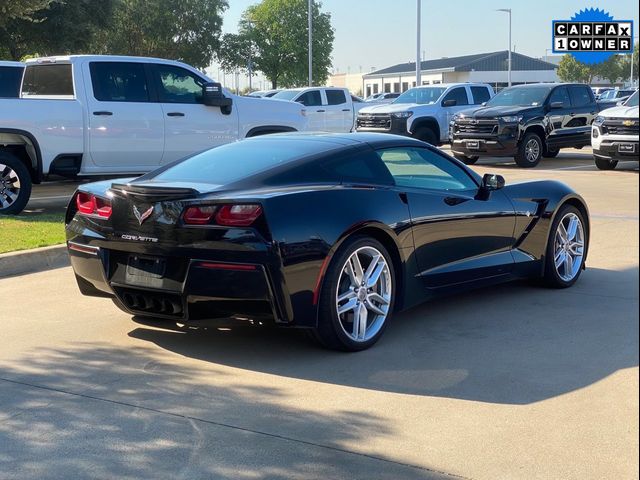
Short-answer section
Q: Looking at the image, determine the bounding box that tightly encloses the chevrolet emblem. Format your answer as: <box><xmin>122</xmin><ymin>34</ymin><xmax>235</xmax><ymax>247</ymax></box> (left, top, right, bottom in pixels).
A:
<box><xmin>623</xmin><ymin>120</ymin><xmax>635</xmax><ymax>126</ymax></box>
<box><xmin>133</xmin><ymin>205</ymin><xmax>154</xmax><ymax>225</ymax></box>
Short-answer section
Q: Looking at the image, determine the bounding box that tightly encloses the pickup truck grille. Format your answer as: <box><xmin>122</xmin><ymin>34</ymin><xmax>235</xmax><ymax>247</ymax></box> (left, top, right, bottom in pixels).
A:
<box><xmin>602</xmin><ymin>118</ymin><xmax>639</xmax><ymax>136</ymax></box>
<box><xmin>357</xmin><ymin>114</ymin><xmax>391</xmax><ymax>130</ymax></box>
<box><xmin>454</xmin><ymin>119</ymin><xmax>499</xmax><ymax>134</ymax></box>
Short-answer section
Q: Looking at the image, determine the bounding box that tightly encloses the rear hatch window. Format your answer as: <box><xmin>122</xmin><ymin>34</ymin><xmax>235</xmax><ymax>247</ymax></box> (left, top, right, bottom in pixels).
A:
<box><xmin>22</xmin><ymin>63</ymin><xmax>74</xmax><ymax>97</ymax></box>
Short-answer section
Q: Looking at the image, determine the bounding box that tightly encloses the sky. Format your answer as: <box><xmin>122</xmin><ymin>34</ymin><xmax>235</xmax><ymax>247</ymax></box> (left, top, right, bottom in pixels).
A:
<box><xmin>210</xmin><ymin>0</ymin><xmax>640</xmax><ymax>89</ymax></box>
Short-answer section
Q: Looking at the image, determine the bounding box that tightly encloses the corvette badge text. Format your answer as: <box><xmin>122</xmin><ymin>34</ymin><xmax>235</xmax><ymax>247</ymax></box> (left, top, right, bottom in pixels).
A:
<box><xmin>553</xmin><ymin>8</ymin><xmax>633</xmax><ymax>64</ymax></box>
<box><xmin>121</xmin><ymin>234</ymin><xmax>159</xmax><ymax>243</ymax></box>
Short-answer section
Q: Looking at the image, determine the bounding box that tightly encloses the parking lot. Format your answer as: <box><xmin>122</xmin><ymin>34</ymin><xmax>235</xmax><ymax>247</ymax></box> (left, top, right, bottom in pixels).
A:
<box><xmin>1</xmin><ymin>147</ymin><xmax>638</xmax><ymax>479</ymax></box>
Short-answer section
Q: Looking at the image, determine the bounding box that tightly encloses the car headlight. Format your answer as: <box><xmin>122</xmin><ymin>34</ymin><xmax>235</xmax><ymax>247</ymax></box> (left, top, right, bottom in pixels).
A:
<box><xmin>500</xmin><ymin>115</ymin><xmax>522</xmax><ymax>123</ymax></box>
<box><xmin>391</xmin><ymin>111</ymin><xmax>413</xmax><ymax>119</ymax></box>
<box><xmin>593</xmin><ymin>116</ymin><xmax>605</xmax><ymax>126</ymax></box>
<box><xmin>451</xmin><ymin>114</ymin><xmax>462</xmax><ymax>122</ymax></box>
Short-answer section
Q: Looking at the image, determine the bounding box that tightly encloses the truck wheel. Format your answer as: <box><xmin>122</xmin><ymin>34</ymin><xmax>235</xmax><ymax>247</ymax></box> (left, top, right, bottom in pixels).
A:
<box><xmin>414</xmin><ymin>127</ymin><xmax>437</xmax><ymax>145</ymax></box>
<box><xmin>453</xmin><ymin>154</ymin><xmax>479</xmax><ymax>165</ymax></box>
<box><xmin>0</xmin><ymin>151</ymin><xmax>32</xmax><ymax>215</ymax></box>
<box><xmin>595</xmin><ymin>157</ymin><xmax>618</xmax><ymax>170</ymax></box>
<box><xmin>543</xmin><ymin>147</ymin><xmax>560</xmax><ymax>158</ymax></box>
<box><xmin>515</xmin><ymin>133</ymin><xmax>543</xmax><ymax>168</ymax></box>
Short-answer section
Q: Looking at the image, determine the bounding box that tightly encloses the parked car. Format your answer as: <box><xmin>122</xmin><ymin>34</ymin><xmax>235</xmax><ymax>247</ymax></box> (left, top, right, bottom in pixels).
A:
<box><xmin>597</xmin><ymin>88</ymin><xmax>636</xmax><ymax>107</ymax></box>
<box><xmin>592</xmin><ymin>90</ymin><xmax>639</xmax><ymax>170</ymax></box>
<box><xmin>247</xmin><ymin>89</ymin><xmax>281</xmax><ymax>98</ymax></box>
<box><xmin>356</xmin><ymin>83</ymin><xmax>494</xmax><ymax>150</ymax></box>
<box><xmin>591</xmin><ymin>86</ymin><xmax>613</xmax><ymax>100</ymax></box>
<box><xmin>450</xmin><ymin>83</ymin><xmax>599</xmax><ymax>167</ymax></box>
<box><xmin>65</xmin><ymin>132</ymin><xmax>590</xmax><ymax>351</ymax></box>
<box><xmin>365</xmin><ymin>92</ymin><xmax>400</xmax><ymax>103</ymax></box>
<box><xmin>0</xmin><ymin>61</ymin><xmax>24</xmax><ymax>98</ymax></box>
<box><xmin>271</xmin><ymin>87</ymin><xmax>367</xmax><ymax>133</ymax></box>
<box><xmin>0</xmin><ymin>55</ymin><xmax>307</xmax><ymax>214</ymax></box>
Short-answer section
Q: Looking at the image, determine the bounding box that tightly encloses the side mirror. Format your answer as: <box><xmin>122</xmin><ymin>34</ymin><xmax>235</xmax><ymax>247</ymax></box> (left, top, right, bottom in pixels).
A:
<box><xmin>442</xmin><ymin>99</ymin><xmax>457</xmax><ymax>107</ymax></box>
<box><xmin>481</xmin><ymin>102</ymin><xmax>487</xmax><ymax>106</ymax></box>
<box><xmin>482</xmin><ymin>173</ymin><xmax>505</xmax><ymax>191</ymax></box>
<box><xmin>203</xmin><ymin>82</ymin><xmax>232</xmax><ymax>113</ymax></box>
<box><xmin>549</xmin><ymin>101</ymin><xmax>564</xmax><ymax>109</ymax></box>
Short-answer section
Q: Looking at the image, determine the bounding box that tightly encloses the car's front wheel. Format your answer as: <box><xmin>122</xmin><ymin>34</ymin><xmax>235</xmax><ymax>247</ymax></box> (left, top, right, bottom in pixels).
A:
<box><xmin>0</xmin><ymin>151</ymin><xmax>32</xmax><ymax>215</ymax></box>
<box><xmin>543</xmin><ymin>205</ymin><xmax>587</xmax><ymax>288</ymax></box>
<box><xmin>312</xmin><ymin>236</ymin><xmax>395</xmax><ymax>351</ymax></box>
<box><xmin>595</xmin><ymin>157</ymin><xmax>618</xmax><ymax>170</ymax></box>
<box><xmin>453</xmin><ymin>154</ymin><xmax>479</xmax><ymax>165</ymax></box>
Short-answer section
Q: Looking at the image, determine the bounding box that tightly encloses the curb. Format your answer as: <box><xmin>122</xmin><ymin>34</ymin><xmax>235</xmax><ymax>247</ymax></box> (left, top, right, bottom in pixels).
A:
<box><xmin>0</xmin><ymin>244</ymin><xmax>70</xmax><ymax>279</ymax></box>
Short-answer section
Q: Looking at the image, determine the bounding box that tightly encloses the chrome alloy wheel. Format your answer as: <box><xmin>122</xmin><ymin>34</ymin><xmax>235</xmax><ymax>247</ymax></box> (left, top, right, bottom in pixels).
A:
<box><xmin>0</xmin><ymin>163</ymin><xmax>21</xmax><ymax>210</ymax></box>
<box><xmin>335</xmin><ymin>246</ymin><xmax>392</xmax><ymax>342</ymax></box>
<box><xmin>525</xmin><ymin>138</ymin><xmax>540</xmax><ymax>163</ymax></box>
<box><xmin>554</xmin><ymin>212</ymin><xmax>585</xmax><ymax>282</ymax></box>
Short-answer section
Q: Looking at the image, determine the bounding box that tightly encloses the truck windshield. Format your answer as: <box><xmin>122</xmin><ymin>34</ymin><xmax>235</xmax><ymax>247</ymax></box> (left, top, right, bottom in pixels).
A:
<box><xmin>625</xmin><ymin>91</ymin><xmax>639</xmax><ymax>107</ymax></box>
<box><xmin>486</xmin><ymin>86</ymin><xmax>552</xmax><ymax>107</ymax></box>
<box><xmin>393</xmin><ymin>87</ymin><xmax>446</xmax><ymax>105</ymax></box>
<box><xmin>272</xmin><ymin>90</ymin><xmax>301</xmax><ymax>101</ymax></box>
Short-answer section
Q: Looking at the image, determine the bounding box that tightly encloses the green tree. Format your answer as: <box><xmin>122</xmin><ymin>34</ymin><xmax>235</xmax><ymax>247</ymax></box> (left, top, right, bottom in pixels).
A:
<box><xmin>620</xmin><ymin>42</ymin><xmax>639</xmax><ymax>85</ymax></box>
<box><xmin>219</xmin><ymin>0</ymin><xmax>334</xmax><ymax>88</ymax></box>
<box><xmin>557</xmin><ymin>55</ymin><xmax>593</xmax><ymax>83</ymax></box>
<box><xmin>93</xmin><ymin>0</ymin><xmax>228</xmax><ymax>69</ymax></box>
<box><xmin>592</xmin><ymin>55</ymin><xmax>626</xmax><ymax>84</ymax></box>
<box><xmin>0</xmin><ymin>0</ymin><xmax>114</xmax><ymax>60</ymax></box>
<box><xmin>0</xmin><ymin>0</ymin><xmax>51</xmax><ymax>28</ymax></box>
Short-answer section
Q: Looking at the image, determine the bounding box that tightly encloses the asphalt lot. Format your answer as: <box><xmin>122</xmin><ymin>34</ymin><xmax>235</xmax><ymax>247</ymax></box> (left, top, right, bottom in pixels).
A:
<box><xmin>1</xmin><ymin>147</ymin><xmax>638</xmax><ymax>479</ymax></box>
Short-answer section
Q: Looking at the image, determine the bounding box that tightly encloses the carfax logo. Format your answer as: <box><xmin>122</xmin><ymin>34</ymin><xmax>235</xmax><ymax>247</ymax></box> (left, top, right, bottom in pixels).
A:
<box><xmin>552</xmin><ymin>8</ymin><xmax>633</xmax><ymax>64</ymax></box>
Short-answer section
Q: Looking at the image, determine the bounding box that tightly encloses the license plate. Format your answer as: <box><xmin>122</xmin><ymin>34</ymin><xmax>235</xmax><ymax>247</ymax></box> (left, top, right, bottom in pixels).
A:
<box><xmin>618</xmin><ymin>143</ymin><xmax>636</xmax><ymax>153</ymax></box>
<box><xmin>466</xmin><ymin>140</ymin><xmax>480</xmax><ymax>149</ymax></box>
<box><xmin>125</xmin><ymin>256</ymin><xmax>166</xmax><ymax>287</ymax></box>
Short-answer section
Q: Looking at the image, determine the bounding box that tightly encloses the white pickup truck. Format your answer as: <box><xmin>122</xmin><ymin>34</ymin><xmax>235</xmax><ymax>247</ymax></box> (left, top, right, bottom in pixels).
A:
<box><xmin>355</xmin><ymin>83</ymin><xmax>494</xmax><ymax>148</ymax></box>
<box><xmin>592</xmin><ymin>90</ymin><xmax>639</xmax><ymax>170</ymax></box>
<box><xmin>271</xmin><ymin>87</ymin><xmax>367</xmax><ymax>132</ymax></box>
<box><xmin>0</xmin><ymin>55</ymin><xmax>308</xmax><ymax>214</ymax></box>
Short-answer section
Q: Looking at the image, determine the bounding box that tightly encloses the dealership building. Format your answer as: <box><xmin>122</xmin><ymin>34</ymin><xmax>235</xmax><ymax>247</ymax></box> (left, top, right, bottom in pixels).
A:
<box><xmin>357</xmin><ymin>50</ymin><xmax>558</xmax><ymax>98</ymax></box>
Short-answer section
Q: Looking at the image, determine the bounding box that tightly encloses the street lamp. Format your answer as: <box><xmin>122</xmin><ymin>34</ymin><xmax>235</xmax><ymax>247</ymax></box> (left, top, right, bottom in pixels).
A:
<box><xmin>630</xmin><ymin>36</ymin><xmax>638</xmax><ymax>87</ymax></box>
<box><xmin>496</xmin><ymin>8</ymin><xmax>512</xmax><ymax>87</ymax></box>
<box><xmin>416</xmin><ymin>0</ymin><xmax>421</xmax><ymax>86</ymax></box>
<box><xmin>308</xmin><ymin>0</ymin><xmax>313</xmax><ymax>86</ymax></box>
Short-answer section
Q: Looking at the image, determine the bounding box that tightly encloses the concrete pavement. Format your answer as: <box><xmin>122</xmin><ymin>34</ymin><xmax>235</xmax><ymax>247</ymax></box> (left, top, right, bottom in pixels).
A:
<box><xmin>0</xmin><ymin>152</ymin><xmax>637</xmax><ymax>479</ymax></box>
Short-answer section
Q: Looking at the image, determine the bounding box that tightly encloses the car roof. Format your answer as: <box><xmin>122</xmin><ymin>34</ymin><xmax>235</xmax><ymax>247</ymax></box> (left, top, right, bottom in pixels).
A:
<box><xmin>0</xmin><ymin>61</ymin><xmax>24</xmax><ymax>67</ymax></box>
<box><xmin>250</xmin><ymin>131</ymin><xmax>426</xmax><ymax>149</ymax></box>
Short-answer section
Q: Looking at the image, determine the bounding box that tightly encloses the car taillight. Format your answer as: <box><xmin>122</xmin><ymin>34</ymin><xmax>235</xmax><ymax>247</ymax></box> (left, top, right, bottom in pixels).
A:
<box><xmin>75</xmin><ymin>192</ymin><xmax>112</xmax><ymax>219</ymax></box>
<box><xmin>215</xmin><ymin>204</ymin><xmax>262</xmax><ymax>226</ymax></box>
<box><xmin>182</xmin><ymin>206</ymin><xmax>216</xmax><ymax>225</ymax></box>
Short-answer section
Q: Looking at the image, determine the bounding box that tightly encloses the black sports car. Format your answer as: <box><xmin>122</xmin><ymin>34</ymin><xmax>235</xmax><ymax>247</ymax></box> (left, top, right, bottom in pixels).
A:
<box><xmin>65</xmin><ymin>133</ymin><xmax>590</xmax><ymax>351</ymax></box>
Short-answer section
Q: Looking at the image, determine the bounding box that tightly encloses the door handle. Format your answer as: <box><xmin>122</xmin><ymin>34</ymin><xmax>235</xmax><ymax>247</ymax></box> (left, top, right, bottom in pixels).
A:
<box><xmin>316</xmin><ymin>109</ymin><xmax>325</xmax><ymax>112</ymax></box>
<box><xmin>93</xmin><ymin>111</ymin><xmax>112</xmax><ymax>116</ymax></box>
<box><xmin>167</xmin><ymin>112</ymin><xmax>185</xmax><ymax>117</ymax></box>
<box><xmin>569</xmin><ymin>112</ymin><xmax>576</xmax><ymax>117</ymax></box>
<box><xmin>444</xmin><ymin>196</ymin><xmax>469</xmax><ymax>206</ymax></box>
<box><xmin>342</xmin><ymin>109</ymin><xmax>350</xmax><ymax>112</ymax></box>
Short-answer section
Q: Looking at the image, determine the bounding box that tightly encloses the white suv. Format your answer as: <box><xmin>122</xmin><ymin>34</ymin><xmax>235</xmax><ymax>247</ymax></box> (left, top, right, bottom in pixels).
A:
<box><xmin>592</xmin><ymin>90</ymin><xmax>639</xmax><ymax>170</ymax></box>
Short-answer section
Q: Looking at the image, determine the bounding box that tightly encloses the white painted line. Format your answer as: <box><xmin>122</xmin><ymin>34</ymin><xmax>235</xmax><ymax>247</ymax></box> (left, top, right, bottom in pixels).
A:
<box><xmin>30</xmin><ymin>195</ymin><xmax>73</xmax><ymax>201</ymax></box>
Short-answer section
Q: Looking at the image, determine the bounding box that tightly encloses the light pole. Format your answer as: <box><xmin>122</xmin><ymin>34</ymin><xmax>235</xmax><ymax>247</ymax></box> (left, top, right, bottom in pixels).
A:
<box><xmin>308</xmin><ymin>0</ymin><xmax>313</xmax><ymax>86</ymax></box>
<box><xmin>416</xmin><ymin>0</ymin><xmax>421</xmax><ymax>86</ymax></box>
<box><xmin>497</xmin><ymin>8</ymin><xmax>512</xmax><ymax>87</ymax></box>
<box><xmin>544</xmin><ymin>48</ymin><xmax>552</xmax><ymax>62</ymax></box>
<box><xmin>630</xmin><ymin>36</ymin><xmax>638</xmax><ymax>87</ymax></box>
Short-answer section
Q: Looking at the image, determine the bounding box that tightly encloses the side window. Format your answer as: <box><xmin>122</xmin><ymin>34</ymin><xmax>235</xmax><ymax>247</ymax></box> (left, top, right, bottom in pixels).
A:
<box><xmin>470</xmin><ymin>86</ymin><xmax>491</xmax><ymax>105</ymax></box>
<box><xmin>90</xmin><ymin>62</ymin><xmax>149</xmax><ymax>102</ymax></box>
<box><xmin>22</xmin><ymin>64</ymin><xmax>74</xmax><ymax>97</ymax></box>
<box><xmin>376</xmin><ymin>147</ymin><xmax>477</xmax><ymax>191</ymax></box>
<box><xmin>442</xmin><ymin>87</ymin><xmax>469</xmax><ymax>106</ymax></box>
<box><xmin>549</xmin><ymin>87</ymin><xmax>571</xmax><ymax>107</ymax></box>
<box><xmin>321</xmin><ymin>151</ymin><xmax>394</xmax><ymax>185</ymax></box>
<box><xmin>569</xmin><ymin>86</ymin><xmax>592</xmax><ymax>107</ymax></box>
<box><xmin>326</xmin><ymin>89</ymin><xmax>347</xmax><ymax>105</ymax></box>
<box><xmin>296</xmin><ymin>90</ymin><xmax>322</xmax><ymax>106</ymax></box>
<box><xmin>156</xmin><ymin>65</ymin><xmax>205</xmax><ymax>104</ymax></box>
<box><xmin>0</xmin><ymin>66</ymin><xmax>23</xmax><ymax>98</ymax></box>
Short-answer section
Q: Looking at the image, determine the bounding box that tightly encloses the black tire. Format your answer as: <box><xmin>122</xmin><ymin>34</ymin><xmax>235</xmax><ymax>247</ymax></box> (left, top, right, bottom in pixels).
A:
<box><xmin>514</xmin><ymin>132</ymin><xmax>543</xmax><ymax>168</ymax></box>
<box><xmin>311</xmin><ymin>236</ymin><xmax>396</xmax><ymax>351</ymax></box>
<box><xmin>414</xmin><ymin>126</ymin><xmax>437</xmax><ymax>145</ymax></box>
<box><xmin>595</xmin><ymin>157</ymin><xmax>618</xmax><ymax>170</ymax></box>
<box><xmin>542</xmin><ymin>204</ymin><xmax>588</xmax><ymax>289</ymax></box>
<box><xmin>0</xmin><ymin>151</ymin><xmax>32</xmax><ymax>215</ymax></box>
<box><xmin>543</xmin><ymin>146</ymin><xmax>560</xmax><ymax>158</ymax></box>
<box><xmin>453</xmin><ymin>154</ymin><xmax>479</xmax><ymax>165</ymax></box>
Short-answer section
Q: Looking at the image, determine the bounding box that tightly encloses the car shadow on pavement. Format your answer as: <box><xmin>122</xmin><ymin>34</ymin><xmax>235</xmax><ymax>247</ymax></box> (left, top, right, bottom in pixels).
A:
<box><xmin>127</xmin><ymin>266</ymin><xmax>638</xmax><ymax>406</ymax></box>
<box><xmin>0</xmin><ymin>345</ymin><xmax>454</xmax><ymax>480</ymax></box>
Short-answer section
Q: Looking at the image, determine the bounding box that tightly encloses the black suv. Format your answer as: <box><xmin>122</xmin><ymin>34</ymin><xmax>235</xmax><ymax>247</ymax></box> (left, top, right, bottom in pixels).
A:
<box><xmin>450</xmin><ymin>83</ymin><xmax>598</xmax><ymax>167</ymax></box>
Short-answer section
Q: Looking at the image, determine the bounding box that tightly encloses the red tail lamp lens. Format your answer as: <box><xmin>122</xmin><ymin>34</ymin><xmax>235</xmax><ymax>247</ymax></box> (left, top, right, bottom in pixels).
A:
<box><xmin>215</xmin><ymin>204</ymin><xmax>262</xmax><ymax>226</ymax></box>
<box><xmin>76</xmin><ymin>192</ymin><xmax>112</xmax><ymax>219</ymax></box>
<box><xmin>183</xmin><ymin>206</ymin><xmax>216</xmax><ymax>225</ymax></box>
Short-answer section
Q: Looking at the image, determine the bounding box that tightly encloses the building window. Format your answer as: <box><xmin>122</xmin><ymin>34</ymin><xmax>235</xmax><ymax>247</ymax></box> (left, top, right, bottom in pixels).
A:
<box><xmin>412</xmin><ymin>81</ymin><xmax>416</xmax><ymax>87</ymax></box>
<box><xmin>432</xmin><ymin>80</ymin><xmax>441</xmax><ymax>84</ymax></box>
<box><xmin>373</xmin><ymin>84</ymin><xmax>379</xmax><ymax>94</ymax></box>
<box><xmin>384</xmin><ymin>83</ymin><xmax>391</xmax><ymax>93</ymax></box>
<box><xmin>402</xmin><ymin>82</ymin><xmax>409</xmax><ymax>92</ymax></box>
<box><xmin>422</xmin><ymin>80</ymin><xmax>430</xmax><ymax>85</ymax></box>
<box><xmin>393</xmin><ymin>82</ymin><xmax>400</xmax><ymax>92</ymax></box>
<box><xmin>366</xmin><ymin>85</ymin><xmax>372</xmax><ymax>97</ymax></box>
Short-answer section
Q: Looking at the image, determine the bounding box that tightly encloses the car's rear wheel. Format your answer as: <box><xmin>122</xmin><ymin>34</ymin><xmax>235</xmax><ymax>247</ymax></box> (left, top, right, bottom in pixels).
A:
<box><xmin>312</xmin><ymin>236</ymin><xmax>395</xmax><ymax>351</ymax></box>
<box><xmin>453</xmin><ymin>154</ymin><xmax>479</xmax><ymax>165</ymax></box>
<box><xmin>515</xmin><ymin>133</ymin><xmax>543</xmax><ymax>168</ymax></box>
<box><xmin>0</xmin><ymin>151</ymin><xmax>32</xmax><ymax>215</ymax></box>
<box><xmin>543</xmin><ymin>205</ymin><xmax>587</xmax><ymax>288</ymax></box>
<box><xmin>595</xmin><ymin>157</ymin><xmax>618</xmax><ymax>170</ymax></box>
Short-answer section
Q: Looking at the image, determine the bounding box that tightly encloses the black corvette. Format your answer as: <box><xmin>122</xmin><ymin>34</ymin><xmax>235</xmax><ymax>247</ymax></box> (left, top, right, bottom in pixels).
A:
<box><xmin>65</xmin><ymin>133</ymin><xmax>589</xmax><ymax>351</ymax></box>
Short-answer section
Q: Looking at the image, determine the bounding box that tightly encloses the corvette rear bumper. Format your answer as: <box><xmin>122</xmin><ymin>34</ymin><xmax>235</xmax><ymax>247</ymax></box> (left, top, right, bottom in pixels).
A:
<box><xmin>68</xmin><ymin>241</ymin><xmax>286</xmax><ymax>324</ymax></box>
